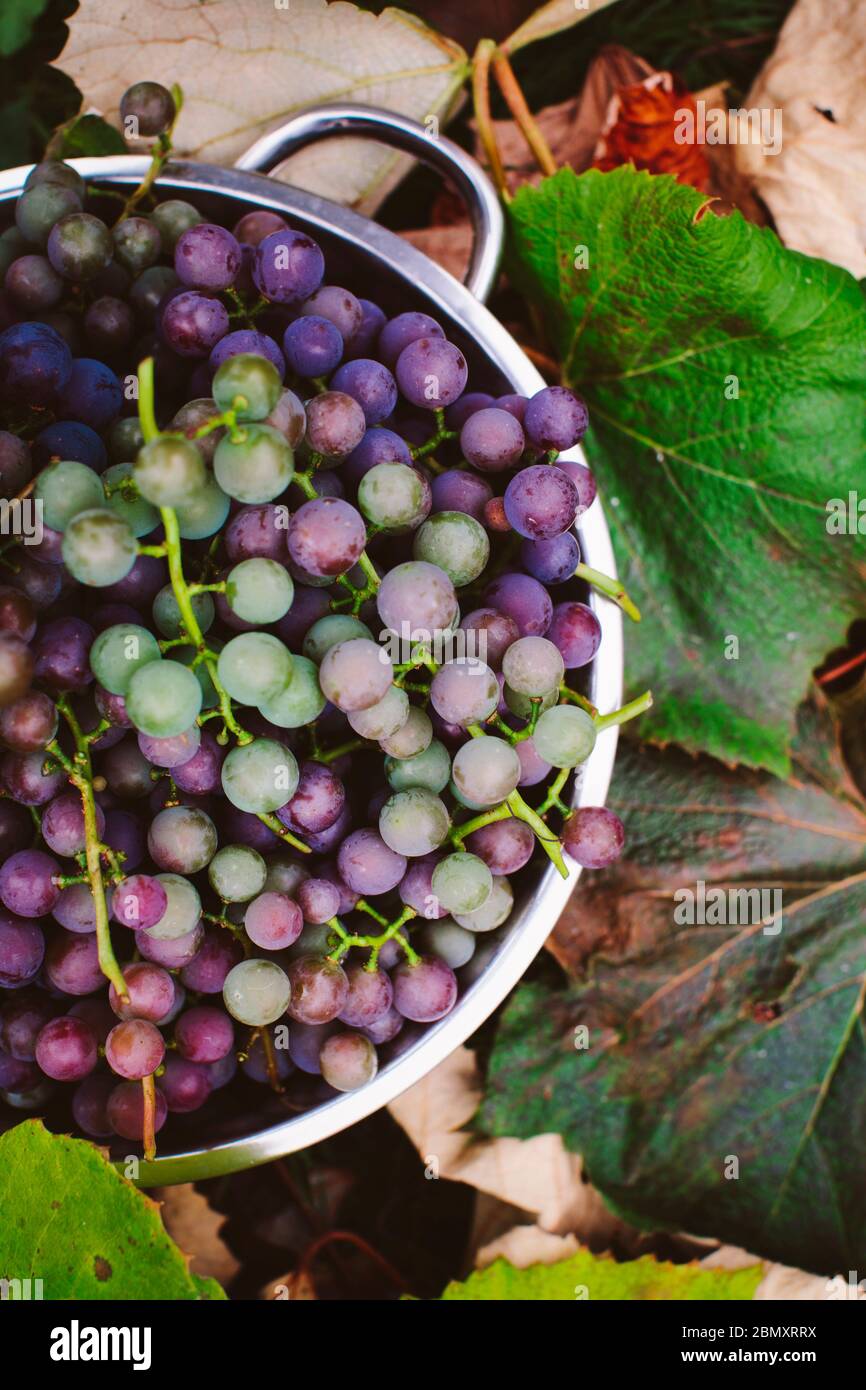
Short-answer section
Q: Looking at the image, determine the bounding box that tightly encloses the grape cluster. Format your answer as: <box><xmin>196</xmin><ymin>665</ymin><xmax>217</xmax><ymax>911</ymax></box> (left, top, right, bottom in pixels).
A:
<box><xmin>0</xmin><ymin>83</ymin><xmax>639</xmax><ymax>1157</ymax></box>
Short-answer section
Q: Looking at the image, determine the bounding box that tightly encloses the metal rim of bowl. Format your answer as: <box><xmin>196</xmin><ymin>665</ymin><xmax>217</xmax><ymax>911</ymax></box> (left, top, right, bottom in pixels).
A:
<box><xmin>0</xmin><ymin>117</ymin><xmax>623</xmax><ymax>1184</ymax></box>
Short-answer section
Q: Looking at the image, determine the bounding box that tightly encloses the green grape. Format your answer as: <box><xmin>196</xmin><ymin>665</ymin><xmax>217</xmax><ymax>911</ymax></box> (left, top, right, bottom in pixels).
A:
<box><xmin>208</xmin><ymin>844</ymin><xmax>267</xmax><ymax>902</ymax></box>
<box><xmin>217</xmin><ymin>633</ymin><xmax>293</xmax><ymax>704</ymax></box>
<box><xmin>126</xmin><ymin>659</ymin><xmax>202</xmax><ymax>737</ymax></box>
<box><xmin>33</xmin><ymin>460</ymin><xmax>104</xmax><ymax>531</ymax></box>
<box><xmin>148</xmin><ymin>873</ymin><xmax>201</xmax><ymax>940</ymax></box>
<box><xmin>378</xmin><ymin>789</ymin><xmax>450</xmax><ymax>857</ymax></box>
<box><xmin>502</xmin><ymin>636</ymin><xmax>564</xmax><ymax>697</ymax></box>
<box><xmin>533</xmin><ymin>705</ymin><xmax>596</xmax><ymax>768</ymax></box>
<box><xmin>108</xmin><ymin>417</ymin><xmax>144</xmax><ymax>464</ymax></box>
<box><xmin>451</xmin><ymin>735</ymin><xmax>521</xmax><ymax>806</ymax></box>
<box><xmin>103</xmin><ymin>462</ymin><xmax>160</xmax><ymax>537</ymax></box>
<box><xmin>358</xmin><ymin>462</ymin><xmax>429</xmax><ymax>530</ymax></box>
<box><xmin>174</xmin><ymin>476</ymin><xmax>231</xmax><ymax>539</ymax></box>
<box><xmin>226</xmin><ymin>558</ymin><xmax>293</xmax><ymax>623</ymax></box>
<box><xmin>90</xmin><ymin>623</ymin><xmax>161</xmax><ymax>695</ymax></box>
<box><xmin>213</xmin><ymin>423</ymin><xmax>293</xmax><ymax>504</ymax></box>
<box><xmin>431</xmin><ymin>852</ymin><xmax>492</xmax><ymax>914</ymax></box>
<box><xmin>503</xmin><ymin>684</ymin><xmax>558</xmax><ymax>720</ymax></box>
<box><xmin>16</xmin><ymin>184</ymin><xmax>82</xmax><ymax>248</ymax></box>
<box><xmin>171</xmin><ymin>644</ymin><xmax>221</xmax><ymax>710</ymax></box>
<box><xmin>347</xmin><ymin>685</ymin><xmax>409</xmax><ymax>740</ymax></box>
<box><xmin>258</xmin><ymin>655</ymin><xmax>325</xmax><ymax>728</ymax></box>
<box><xmin>378</xmin><ymin>705</ymin><xmax>432</xmax><ymax>758</ymax></box>
<box><xmin>417</xmin><ymin>919</ymin><xmax>476</xmax><ymax>969</ymax></box>
<box><xmin>221</xmin><ymin>738</ymin><xmax>299</xmax><ymax>814</ymax></box>
<box><xmin>385</xmin><ymin>738</ymin><xmax>451</xmax><ymax>794</ymax></box>
<box><xmin>212</xmin><ymin>353</ymin><xmax>282</xmax><ymax>421</ymax></box>
<box><xmin>152</xmin><ymin>583</ymin><xmax>214</xmax><ymax>638</ymax></box>
<box><xmin>134</xmin><ymin>436</ymin><xmax>206</xmax><ymax>508</ymax></box>
<box><xmin>61</xmin><ymin>509</ymin><xmax>137</xmax><ymax>587</ymax></box>
<box><xmin>453</xmin><ymin>875</ymin><xmax>513</xmax><ymax>932</ymax></box>
<box><xmin>302</xmin><ymin>614</ymin><xmax>371</xmax><ymax>665</ymax></box>
<box><xmin>149</xmin><ymin>199</ymin><xmax>203</xmax><ymax>251</ymax></box>
<box><xmin>47</xmin><ymin>212</ymin><xmax>112</xmax><ymax>280</ymax></box>
<box><xmin>223</xmin><ymin>958</ymin><xmax>291</xmax><ymax>1026</ymax></box>
<box><xmin>413</xmin><ymin>511</ymin><xmax>489</xmax><ymax>587</ymax></box>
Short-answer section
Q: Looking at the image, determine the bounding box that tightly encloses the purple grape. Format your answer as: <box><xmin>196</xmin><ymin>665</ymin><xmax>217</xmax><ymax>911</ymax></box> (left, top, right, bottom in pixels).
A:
<box><xmin>210</xmin><ymin>327</ymin><xmax>285</xmax><ymax>377</ymax></box>
<box><xmin>138</xmin><ymin>727</ymin><xmax>200</xmax><ymax>769</ymax></box>
<box><xmin>174</xmin><ymin>223</ymin><xmax>241</xmax><ymax>290</ymax></box>
<box><xmin>0</xmin><ymin>916</ymin><xmax>44</xmax><ymax>986</ymax></box>
<box><xmin>0</xmin><ymin>1048</ymin><xmax>40</xmax><ymax>1090</ymax></box>
<box><xmin>180</xmin><ymin>927</ymin><xmax>243</xmax><ymax>994</ymax></box>
<box><xmin>158</xmin><ymin>1054</ymin><xmax>212</xmax><ymax>1113</ymax></box>
<box><xmin>67</xmin><ymin>997</ymin><xmax>115</xmax><ymax>1044</ymax></box>
<box><xmin>297</xmin><ymin>877</ymin><xmax>340</xmax><ymax>924</ymax></box>
<box><xmin>135</xmin><ymin>922</ymin><xmax>202</xmax><ymax>968</ymax></box>
<box><xmin>0</xmin><ymin>849</ymin><xmax>60</xmax><ymax>918</ymax></box>
<box><xmin>56</xmin><ymin>358</ymin><xmax>122</xmax><ymax>431</ymax></box>
<box><xmin>287</xmin><ymin>498</ymin><xmax>366</xmax><ymax>578</ymax></box>
<box><xmin>330</xmin><ymin>358</ymin><xmax>397</xmax><ymax>425</ymax></box>
<box><xmin>33</xmin><ymin>419</ymin><xmax>107</xmax><ymax>473</ymax></box>
<box><xmin>172</xmin><ymin>732</ymin><xmax>224</xmax><ymax>795</ymax></box>
<box><xmin>218</xmin><ymin>803</ymin><xmax>282</xmax><ymax>853</ymax></box>
<box><xmin>241</xmin><ymin>1034</ymin><xmax>293</xmax><ymax>1085</ymax></box>
<box><xmin>398</xmin><ymin>854</ymin><xmax>448</xmax><ymax>919</ymax></box>
<box><xmin>277</xmin><ymin>760</ymin><xmax>345</xmax><ymax>835</ymax></box>
<box><xmin>444</xmin><ymin>391</ymin><xmax>495</xmax><ymax>430</ymax></box>
<box><xmin>286</xmin><ymin>955</ymin><xmax>349</xmax><ymax>1024</ymax></box>
<box><xmin>0</xmin><ymin>749</ymin><xmax>64</xmax><ymax>805</ymax></box>
<box><xmin>378</xmin><ymin>311</ymin><xmax>444</xmax><ymax>368</ymax></box>
<box><xmin>495</xmin><ymin>393</ymin><xmax>529</xmax><ymax>422</ymax></box>
<box><xmin>562</xmin><ymin>806</ymin><xmax>625</xmax><ymax>868</ymax></box>
<box><xmin>430</xmin><ymin>469</ymin><xmax>492</xmax><ymax>522</ymax></box>
<box><xmin>45</xmin><ymin>931</ymin><xmax>104</xmax><ymax>995</ymax></box>
<box><xmin>524</xmin><ymin>386</ymin><xmax>588</xmax><ymax>451</ymax></box>
<box><xmin>458</xmin><ymin>608</ymin><xmax>519</xmax><ymax>671</ymax></box>
<box><xmin>504</xmin><ymin>464</ymin><xmax>578</xmax><ymax>540</ymax></box>
<box><xmin>363</xmin><ymin>1005</ymin><xmax>405</xmax><ymax>1045</ymax></box>
<box><xmin>337</xmin><ymin>828</ymin><xmax>406</xmax><ymax>897</ymax></box>
<box><xmin>33</xmin><ymin>617</ymin><xmax>94</xmax><ymax>692</ymax></box>
<box><xmin>516</xmin><ymin>735</ymin><xmax>552</xmax><ymax>787</ymax></box>
<box><xmin>0</xmin><ymin>322</ymin><xmax>72</xmax><ymax>406</ymax></box>
<box><xmin>102</xmin><ymin>552</ymin><xmax>166</xmax><ymax>607</ymax></box>
<box><xmin>206</xmin><ymin>1050</ymin><xmax>238</xmax><ymax>1089</ymax></box>
<box><xmin>520</xmin><ymin>532</ymin><xmax>580</xmax><ymax>585</ymax></box>
<box><xmin>0</xmin><ymin>587</ymin><xmax>37</xmax><ymax>642</ymax></box>
<box><xmin>225</xmin><ymin>503</ymin><xmax>288</xmax><ymax>561</ymax></box>
<box><xmin>547</xmin><ymin>600</ymin><xmax>602</xmax><ymax>668</ymax></box>
<box><xmin>9</xmin><ymin>556</ymin><xmax>64</xmax><ymax>611</ymax></box>
<box><xmin>304</xmin><ymin>391</ymin><xmax>366</xmax><ymax>458</ymax></box>
<box><xmin>287</xmin><ymin>1020</ymin><xmax>337</xmax><ymax>1074</ymax></box>
<box><xmin>275</xmin><ymin>585</ymin><xmax>330</xmax><ymax>647</ymax></box>
<box><xmin>302</xmin><ymin>803</ymin><xmax>354</xmax><ymax>855</ymax></box>
<box><xmin>338</xmin><ymin>963</ymin><xmax>393</xmax><ymax>1028</ymax></box>
<box><xmin>5</xmin><ymin>254</ymin><xmax>64</xmax><ymax>310</ymax></box>
<box><xmin>175</xmin><ymin>1005</ymin><xmax>234</xmax><ymax>1063</ymax></box>
<box><xmin>52</xmin><ymin>884</ymin><xmax>97</xmax><ymax>933</ymax></box>
<box><xmin>35</xmin><ymin>1015</ymin><xmax>98</xmax><ymax>1081</ymax></box>
<box><xmin>244</xmin><ymin>892</ymin><xmax>303</xmax><ymax>950</ymax></box>
<box><xmin>108</xmin><ymin>963</ymin><xmax>174</xmax><ymax>1023</ymax></box>
<box><xmin>556</xmin><ymin>458</ymin><xmax>597</xmax><ymax>514</ymax></box>
<box><xmin>0</xmin><ymin>690</ymin><xmax>58</xmax><ymax>752</ymax></box>
<box><xmin>253</xmin><ymin>228</ymin><xmax>325</xmax><ymax>304</ymax></box>
<box><xmin>99</xmin><ymin>738</ymin><xmax>155</xmax><ymax>799</ymax></box>
<box><xmin>72</xmin><ymin>1073</ymin><xmax>115</xmax><ymax>1136</ymax></box>
<box><xmin>345</xmin><ymin>298</ymin><xmax>386</xmax><ymax>359</ymax></box>
<box><xmin>483</xmin><ymin>572</ymin><xmax>552</xmax><ymax>637</ymax></box>
<box><xmin>102</xmin><ymin>808</ymin><xmax>145</xmax><ymax>871</ymax></box>
<box><xmin>317</xmin><ymin>860</ymin><xmax>358</xmax><ymax>914</ymax></box>
<box><xmin>84</xmin><ymin>295</ymin><xmax>135</xmax><ymax>355</ymax></box>
<box><xmin>0</xmin><ymin>993</ymin><xmax>56</xmax><ymax>1059</ymax></box>
<box><xmin>319</xmin><ymin>1031</ymin><xmax>377</xmax><ymax>1091</ymax></box>
<box><xmin>392</xmin><ymin>955</ymin><xmax>457</xmax><ymax>1022</ymax></box>
<box><xmin>460</xmin><ymin>407</ymin><xmax>525</xmax><ymax>472</ymax></box>
<box><xmin>343</xmin><ymin>427</ymin><xmax>412</xmax><ymax>486</ymax></box>
<box><xmin>107</xmin><ymin>1080</ymin><xmax>168</xmax><ymax>1139</ymax></box>
<box><xmin>161</xmin><ymin>290</ymin><xmax>229</xmax><ymax>357</ymax></box>
<box><xmin>395</xmin><ymin>338</ymin><xmax>468</xmax><ymax>410</ymax></box>
<box><xmin>105</xmin><ymin>1018</ymin><xmax>165</xmax><ymax>1079</ymax></box>
<box><xmin>232</xmin><ymin>209</ymin><xmax>288</xmax><ymax>246</ymax></box>
<box><xmin>41</xmin><ymin>792</ymin><xmax>103</xmax><ymax>857</ymax></box>
<box><xmin>112</xmin><ymin>874</ymin><xmax>168</xmax><ymax>930</ymax></box>
<box><xmin>467</xmin><ymin>817</ymin><xmax>534</xmax><ymax>875</ymax></box>
<box><xmin>283</xmin><ymin>315</ymin><xmax>343</xmax><ymax>377</ymax></box>
<box><xmin>0</xmin><ymin>801</ymin><xmax>32</xmax><ymax>862</ymax></box>
<box><xmin>377</xmin><ymin>560</ymin><xmax>457</xmax><ymax>635</ymax></box>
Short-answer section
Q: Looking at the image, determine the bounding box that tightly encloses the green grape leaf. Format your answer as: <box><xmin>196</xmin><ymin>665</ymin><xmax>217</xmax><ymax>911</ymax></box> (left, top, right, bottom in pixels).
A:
<box><xmin>438</xmin><ymin>1249</ymin><xmax>763</xmax><ymax>1300</ymax></box>
<box><xmin>0</xmin><ymin>0</ymin><xmax>49</xmax><ymax>57</ymax></box>
<box><xmin>506</xmin><ymin>165</ymin><xmax>866</xmax><ymax>774</ymax></box>
<box><xmin>480</xmin><ymin>701</ymin><xmax>866</xmax><ymax>1273</ymax></box>
<box><xmin>50</xmin><ymin>112</ymin><xmax>126</xmax><ymax>157</ymax></box>
<box><xmin>0</xmin><ymin>1121</ymin><xmax>226</xmax><ymax>1300</ymax></box>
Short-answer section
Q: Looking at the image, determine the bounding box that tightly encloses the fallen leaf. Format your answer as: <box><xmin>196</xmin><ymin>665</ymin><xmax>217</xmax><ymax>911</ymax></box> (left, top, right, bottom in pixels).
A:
<box><xmin>157</xmin><ymin>1183</ymin><xmax>240</xmax><ymax>1288</ymax></box>
<box><xmin>734</xmin><ymin>0</ymin><xmax>866</xmax><ymax>279</ymax></box>
<box><xmin>503</xmin><ymin>0</ymin><xmax>621</xmax><ymax>56</ymax></box>
<box><xmin>53</xmin><ymin>0</ymin><xmax>469</xmax><ymax>215</ymax></box>
<box><xmin>436</xmin><ymin>1246</ymin><xmax>764</xmax><ymax>1300</ymax></box>
<box><xmin>592</xmin><ymin>71</ymin><xmax>710</xmax><ymax>190</ymax></box>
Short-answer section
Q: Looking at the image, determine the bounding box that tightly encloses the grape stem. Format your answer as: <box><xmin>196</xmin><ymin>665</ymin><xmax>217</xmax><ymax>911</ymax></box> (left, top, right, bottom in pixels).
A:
<box><xmin>574</xmin><ymin>562</ymin><xmax>641</xmax><ymax>622</ymax></box>
<box><xmin>326</xmin><ymin>905</ymin><xmax>418</xmax><ymax>968</ymax></box>
<box><xmin>313</xmin><ymin>737</ymin><xmax>364</xmax><ymax>766</ymax></box>
<box><xmin>50</xmin><ymin>700</ymin><xmax>128</xmax><ymax>999</ymax></box>
<box><xmin>535</xmin><ymin>767</ymin><xmax>571</xmax><ymax>817</ymax></box>
<box><xmin>119</xmin><ymin>84</ymin><xmax>183</xmax><ymax>220</ymax></box>
<box><xmin>141</xmin><ymin>1073</ymin><xmax>157</xmax><ymax>1161</ymax></box>
<box><xmin>464</xmin><ymin>722</ymin><xmax>568</xmax><ymax>877</ymax></box>
<box><xmin>256</xmin><ymin>811</ymin><xmax>312</xmax><ymax>856</ymax></box>
<box><xmin>410</xmin><ymin>409</ymin><xmax>457</xmax><ymax>461</ymax></box>
<box><xmin>559</xmin><ymin>685</ymin><xmax>598</xmax><ymax>718</ymax></box>
<box><xmin>595</xmin><ymin>689</ymin><xmax>653</xmax><ymax>732</ymax></box>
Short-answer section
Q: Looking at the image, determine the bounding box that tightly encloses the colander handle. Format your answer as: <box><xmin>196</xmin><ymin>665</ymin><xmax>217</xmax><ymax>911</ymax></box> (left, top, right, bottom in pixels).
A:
<box><xmin>234</xmin><ymin>103</ymin><xmax>504</xmax><ymax>305</ymax></box>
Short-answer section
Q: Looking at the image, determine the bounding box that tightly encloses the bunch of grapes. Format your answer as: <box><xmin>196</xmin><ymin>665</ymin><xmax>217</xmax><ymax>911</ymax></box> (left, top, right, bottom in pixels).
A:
<box><xmin>0</xmin><ymin>83</ymin><xmax>646</xmax><ymax>1158</ymax></box>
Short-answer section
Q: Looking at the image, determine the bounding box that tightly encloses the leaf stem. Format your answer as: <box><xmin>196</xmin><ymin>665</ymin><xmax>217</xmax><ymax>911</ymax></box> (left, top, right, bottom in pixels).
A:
<box><xmin>471</xmin><ymin>39</ymin><xmax>510</xmax><ymax>198</ymax></box>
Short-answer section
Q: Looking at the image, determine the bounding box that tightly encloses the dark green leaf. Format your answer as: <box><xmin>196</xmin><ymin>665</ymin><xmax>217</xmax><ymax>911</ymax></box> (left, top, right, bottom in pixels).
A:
<box><xmin>52</xmin><ymin>111</ymin><xmax>125</xmax><ymax>157</ymax></box>
<box><xmin>0</xmin><ymin>0</ymin><xmax>50</xmax><ymax>57</ymax></box>
<box><xmin>507</xmin><ymin>166</ymin><xmax>866</xmax><ymax>774</ymax></box>
<box><xmin>481</xmin><ymin>701</ymin><xmax>866</xmax><ymax>1272</ymax></box>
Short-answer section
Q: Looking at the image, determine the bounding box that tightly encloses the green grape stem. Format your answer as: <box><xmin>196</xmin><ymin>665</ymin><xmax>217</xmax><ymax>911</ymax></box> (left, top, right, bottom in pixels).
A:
<box><xmin>574</xmin><ymin>562</ymin><xmax>641</xmax><ymax>622</ymax></box>
<box><xmin>326</xmin><ymin>905</ymin><xmax>418</xmax><ymax>968</ymax></box>
<box><xmin>119</xmin><ymin>84</ymin><xmax>184</xmax><ymax>221</ymax></box>
<box><xmin>411</xmin><ymin>408</ymin><xmax>457</xmax><ymax>461</ymax></box>
<box><xmin>51</xmin><ymin>700</ymin><xmax>128</xmax><ymax>999</ymax></box>
<box><xmin>595</xmin><ymin>689</ymin><xmax>653</xmax><ymax>732</ymax></box>
<box><xmin>256</xmin><ymin>811</ymin><xmax>312</xmax><ymax>857</ymax></box>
